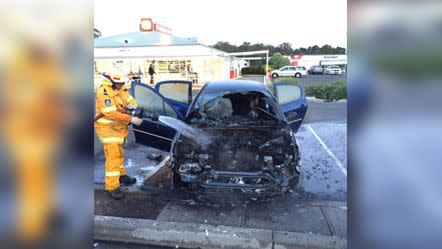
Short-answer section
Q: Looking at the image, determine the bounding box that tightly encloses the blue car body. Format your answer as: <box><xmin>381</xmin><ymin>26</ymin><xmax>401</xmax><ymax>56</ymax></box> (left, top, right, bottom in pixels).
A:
<box><xmin>130</xmin><ymin>80</ymin><xmax>308</xmax><ymax>151</ymax></box>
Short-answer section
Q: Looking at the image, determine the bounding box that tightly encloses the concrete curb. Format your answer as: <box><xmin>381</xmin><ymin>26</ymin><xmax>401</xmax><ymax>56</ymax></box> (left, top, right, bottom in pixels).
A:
<box><xmin>306</xmin><ymin>96</ymin><xmax>325</xmax><ymax>103</ymax></box>
<box><xmin>95</xmin><ymin>215</ymin><xmax>346</xmax><ymax>249</ymax></box>
<box><xmin>306</xmin><ymin>97</ymin><xmax>347</xmax><ymax>103</ymax></box>
<box><xmin>241</xmin><ymin>74</ymin><xmax>266</xmax><ymax>77</ymax></box>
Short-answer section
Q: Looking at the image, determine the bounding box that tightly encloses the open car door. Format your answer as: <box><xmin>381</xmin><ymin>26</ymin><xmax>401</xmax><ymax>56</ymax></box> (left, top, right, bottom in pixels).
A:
<box><xmin>130</xmin><ymin>81</ymin><xmax>185</xmax><ymax>151</ymax></box>
<box><xmin>274</xmin><ymin>83</ymin><xmax>308</xmax><ymax>132</ymax></box>
<box><xmin>154</xmin><ymin>80</ymin><xmax>192</xmax><ymax>117</ymax></box>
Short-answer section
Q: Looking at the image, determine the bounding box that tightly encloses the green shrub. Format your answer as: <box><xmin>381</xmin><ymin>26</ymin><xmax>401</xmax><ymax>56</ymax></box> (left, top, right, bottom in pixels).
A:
<box><xmin>261</xmin><ymin>65</ymin><xmax>273</xmax><ymax>75</ymax></box>
<box><xmin>304</xmin><ymin>80</ymin><xmax>347</xmax><ymax>101</ymax></box>
<box><xmin>241</xmin><ymin>65</ymin><xmax>274</xmax><ymax>75</ymax></box>
<box><xmin>241</xmin><ymin>66</ymin><xmax>264</xmax><ymax>75</ymax></box>
<box><xmin>241</xmin><ymin>67</ymin><xmax>249</xmax><ymax>74</ymax></box>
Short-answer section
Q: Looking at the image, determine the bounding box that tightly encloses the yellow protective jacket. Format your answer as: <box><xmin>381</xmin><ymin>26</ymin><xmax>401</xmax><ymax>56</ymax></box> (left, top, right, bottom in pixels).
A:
<box><xmin>94</xmin><ymin>79</ymin><xmax>137</xmax><ymax>144</ymax></box>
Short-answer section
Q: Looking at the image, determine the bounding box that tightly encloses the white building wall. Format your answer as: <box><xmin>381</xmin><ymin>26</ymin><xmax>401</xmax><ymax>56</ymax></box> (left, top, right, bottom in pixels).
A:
<box><xmin>285</xmin><ymin>55</ymin><xmax>347</xmax><ymax>69</ymax></box>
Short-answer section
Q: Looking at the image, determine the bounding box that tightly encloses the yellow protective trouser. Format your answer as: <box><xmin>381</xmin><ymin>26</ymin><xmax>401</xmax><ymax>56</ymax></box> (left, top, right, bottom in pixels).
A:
<box><xmin>16</xmin><ymin>155</ymin><xmax>52</xmax><ymax>241</ymax></box>
<box><xmin>103</xmin><ymin>143</ymin><xmax>127</xmax><ymax>191</ymax></box>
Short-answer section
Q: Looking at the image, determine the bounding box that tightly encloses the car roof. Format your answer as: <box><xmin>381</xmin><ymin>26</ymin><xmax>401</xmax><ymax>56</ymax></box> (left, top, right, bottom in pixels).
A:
<box><xmin>203</xmin><ymin>80</ymin><xmax>271</xmax><ymax>94</ymax></box>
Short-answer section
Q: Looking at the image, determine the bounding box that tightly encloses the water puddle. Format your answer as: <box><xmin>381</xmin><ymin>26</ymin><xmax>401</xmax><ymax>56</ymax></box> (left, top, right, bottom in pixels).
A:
<box><xmin>140</xmin><ymin>166</ymin><xmax>157</xmax><ymax>171</ymax></box>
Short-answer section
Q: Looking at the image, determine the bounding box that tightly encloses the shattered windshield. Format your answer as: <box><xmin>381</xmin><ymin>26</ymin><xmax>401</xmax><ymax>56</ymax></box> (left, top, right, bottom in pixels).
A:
<box><xmin>187</xmin><ymin>91</ymin><xmax>282</xmax><ymax>126</ymax></box>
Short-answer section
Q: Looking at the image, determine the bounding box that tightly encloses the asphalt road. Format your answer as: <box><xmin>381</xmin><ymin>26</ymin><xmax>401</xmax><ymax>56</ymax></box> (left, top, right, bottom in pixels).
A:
<box><xmin>304</xmin><ymin>101</ymin><xmax>347</xmax><ymax>124</ymax></box>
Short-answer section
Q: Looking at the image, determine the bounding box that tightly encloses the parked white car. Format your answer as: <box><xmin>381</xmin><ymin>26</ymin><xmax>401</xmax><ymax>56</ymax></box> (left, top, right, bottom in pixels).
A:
<box><xmin>324</xmin><ymin>65</ymin><xmax>343</xmax><ymax>75</ymax></box>
<box><xmin>271</xmin><ymin>66</ymin><xmax>308</xmax><ymax>78</ymax></box>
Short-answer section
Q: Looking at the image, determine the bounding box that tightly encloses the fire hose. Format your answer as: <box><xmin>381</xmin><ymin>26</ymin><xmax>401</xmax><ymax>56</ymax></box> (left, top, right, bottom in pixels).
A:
<box><xmin>94</xmin><ymin>106</ymin><xmax>159</xmax><ymax>123</ymax></box>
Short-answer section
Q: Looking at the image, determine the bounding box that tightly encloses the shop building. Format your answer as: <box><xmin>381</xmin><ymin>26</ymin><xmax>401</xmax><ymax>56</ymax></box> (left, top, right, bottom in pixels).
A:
<box><xmin>94</xmin><ymin>18</ymin><xmax>242</xmax><ymax>87</ymax></box>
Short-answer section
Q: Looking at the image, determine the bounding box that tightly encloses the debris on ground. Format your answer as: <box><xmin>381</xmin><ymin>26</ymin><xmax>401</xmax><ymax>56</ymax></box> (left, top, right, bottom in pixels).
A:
<box><xmin>146</xmin><ymin>152</ymin><xmax>163</xmax><ymax>161</ymax></box>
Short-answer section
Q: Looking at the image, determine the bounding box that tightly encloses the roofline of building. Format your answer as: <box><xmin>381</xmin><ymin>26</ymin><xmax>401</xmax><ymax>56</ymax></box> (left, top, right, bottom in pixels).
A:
<box><xmin>94</xmin><ymin>54</ymin><xmax>232</xmax><ymax>59</ymax></box>
<box><xmin>95</xmin><ymin>43</ymin><xmax>234</xmax><ymax>59</ymax></box>
<box><xmin>94</xmin><ymin>43</ymin><xmax>201</xmax><ymax>49</ymax></box>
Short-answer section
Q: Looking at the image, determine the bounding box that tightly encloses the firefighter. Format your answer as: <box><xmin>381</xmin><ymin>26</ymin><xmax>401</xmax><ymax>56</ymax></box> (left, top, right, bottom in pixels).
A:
<box><xmin>4</xmin><ymin>40</ymin><xmax>66</xmax><ymax>241</ymax></box>
<box><xmin>94</xmin><ymin>65</ymin><xmax>143</xmax><ymax>200</ymax></box>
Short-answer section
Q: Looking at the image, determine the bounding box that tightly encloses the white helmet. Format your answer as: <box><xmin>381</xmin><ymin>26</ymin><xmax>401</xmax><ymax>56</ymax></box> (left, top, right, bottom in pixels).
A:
<box><xmin>106</xmin><ymin>65</ymin><xmax>128</xmax><ymax>84</ymax></box>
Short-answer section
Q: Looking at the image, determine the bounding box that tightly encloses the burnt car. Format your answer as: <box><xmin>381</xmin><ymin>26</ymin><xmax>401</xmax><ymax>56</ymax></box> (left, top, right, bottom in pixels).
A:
<box><xmin>130</xmin><ymin>80</ymin><xmax>308</xmax><ymax>199</ymax></box>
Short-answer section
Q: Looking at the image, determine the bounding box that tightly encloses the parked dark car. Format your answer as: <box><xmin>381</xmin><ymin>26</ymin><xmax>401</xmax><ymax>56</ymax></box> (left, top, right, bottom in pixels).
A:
<box><xmin>130</xmin><ymin>80</ymin><xmax>308</xmax><ymax>200</ymax></box>
<box><xmin>308</xmin><ymin>65</ymin><xmax>324</xmax><ymax>74</ymax></box>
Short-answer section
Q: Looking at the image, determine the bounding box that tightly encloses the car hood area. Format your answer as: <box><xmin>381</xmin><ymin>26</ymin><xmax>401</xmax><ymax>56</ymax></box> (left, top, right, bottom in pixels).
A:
<box><xmin>170</xmin><ymin>122</ymin><xmax>300</xmax><ymax>198</ymax></box>
<box><xmin>169</xmin><ymin>90</ymin><xmax>300</xmax><ymax>198</ymax></box>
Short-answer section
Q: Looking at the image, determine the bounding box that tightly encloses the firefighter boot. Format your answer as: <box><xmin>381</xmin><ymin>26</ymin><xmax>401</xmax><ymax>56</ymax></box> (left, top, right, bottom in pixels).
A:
<box><xmin>119</xmin><ymin>175</ymin><xmax>137</xmax><ymax>186</ymax></box>
<box><xmin>109</xmin><ymin>187</ymin><xmax>125</xmax><ymax>200</ymax></box>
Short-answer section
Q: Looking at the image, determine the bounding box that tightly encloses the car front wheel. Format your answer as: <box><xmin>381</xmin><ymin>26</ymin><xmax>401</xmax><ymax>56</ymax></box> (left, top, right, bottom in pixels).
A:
<box><xmin>272</xmin><ymin>73</ymin><xmax>279</xmax><ymax>78</ymax></box>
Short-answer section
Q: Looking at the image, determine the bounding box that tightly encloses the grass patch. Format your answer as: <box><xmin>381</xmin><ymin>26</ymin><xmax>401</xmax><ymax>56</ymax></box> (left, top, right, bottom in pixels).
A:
<box><xmin>273</xmin><ymin>77</ymin><xmax>298</xmax><ymax>84</ymax></box>
<box><xmin>273</xmin><ymin>78</ymin><xmax>347</xmax><ymax>101</ymax></box>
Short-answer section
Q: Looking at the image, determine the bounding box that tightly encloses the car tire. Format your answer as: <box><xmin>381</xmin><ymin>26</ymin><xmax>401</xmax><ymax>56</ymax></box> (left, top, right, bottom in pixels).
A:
<box><xmin>272</xmin><ymin>73</ymin><xmax>278</xmax><ymax>78</ymax></box>
<box><xmin>294</xmin><ymin>73</ymin><xmax>301</xmax><ymax>78</ymax></box>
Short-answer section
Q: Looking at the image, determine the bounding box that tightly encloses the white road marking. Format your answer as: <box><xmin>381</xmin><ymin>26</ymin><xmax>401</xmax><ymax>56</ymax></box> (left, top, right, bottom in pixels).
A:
<box><xmin>306</xmin><ymin>124</ymin><xmax>347</xmax><ymax>177</ymax></box>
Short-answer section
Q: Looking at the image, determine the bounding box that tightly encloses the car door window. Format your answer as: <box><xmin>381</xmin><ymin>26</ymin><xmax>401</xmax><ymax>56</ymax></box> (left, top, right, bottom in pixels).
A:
<box><xmin>276</xmin><ymin>84</ymin><xmax>302</xmax><ymax>105</ymax></box>
<box><xmin>158</xmin><ymin>82</ymin><xmax>190</xmax><ymax>104</ymax></box>
<box><xmin>134</xmin><ymin>84</ymin><xmax>177</xmax><ymax>118</ymax></box>
<box><xmin>280</xmin><ymin>67</ymin><xmax>289</xmax><ymax>71</ymax></box>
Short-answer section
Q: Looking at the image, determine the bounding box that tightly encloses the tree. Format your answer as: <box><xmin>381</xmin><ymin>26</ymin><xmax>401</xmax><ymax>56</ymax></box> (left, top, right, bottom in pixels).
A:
<box><xmin>212</xmin><ymin>41</ymin><xmax>346</xmax><ymax>55</ymax></box>
<box><xmin>294</xmin><ymin>47</ymin><xmax>307</xmax><ymax>54</ymax></box>
<box><xmin>320</xmin><ymin>44</ymin><xmax>333</xmax><ymax>54</ymax></box>
<box><xmin>311</xmin><ymin>45</ymin><xmax>321</xmax><ymax>54</ymax></box>
<box><xmin>335</xmin><ymin>46</ymin><xmax>346</xmax><ymax>54</ymax></box>
<box><xmin>276</xmin><ymin>42</ymin><xmax>294</xmax><ymax>55</ymax></box>
<box><xmin>212</xmin><ymin>41</ymin><xmax>238</xmax><ymax>52</ymax></box>
<box><xmin>238</xmin><ymin>42</ymin><xmax>251</xmax><ymax>51</ymax></box>
<box><xmin>269</xmin><ymin>52</ymin><xmax>291</xmax><ymax>69</ymax></box>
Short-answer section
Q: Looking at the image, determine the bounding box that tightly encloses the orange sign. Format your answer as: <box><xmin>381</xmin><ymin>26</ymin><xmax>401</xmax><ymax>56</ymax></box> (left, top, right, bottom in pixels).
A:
<box><xmin>140</xmin><ymin>18</ymin><xmax>172</xmax><ymax>34</ymax></box>
<box><xmin>140</xmin><ymin>18</ymin><xmax>153</xmax><ymax>31</ymax></box>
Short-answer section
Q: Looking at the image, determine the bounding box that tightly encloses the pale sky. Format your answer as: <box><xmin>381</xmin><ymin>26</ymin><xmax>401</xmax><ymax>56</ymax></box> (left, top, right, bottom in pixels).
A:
<box><xmin>94</xmin><ymin>0</ymin><xmax>346</xmax><ymax>48</ymax></box>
